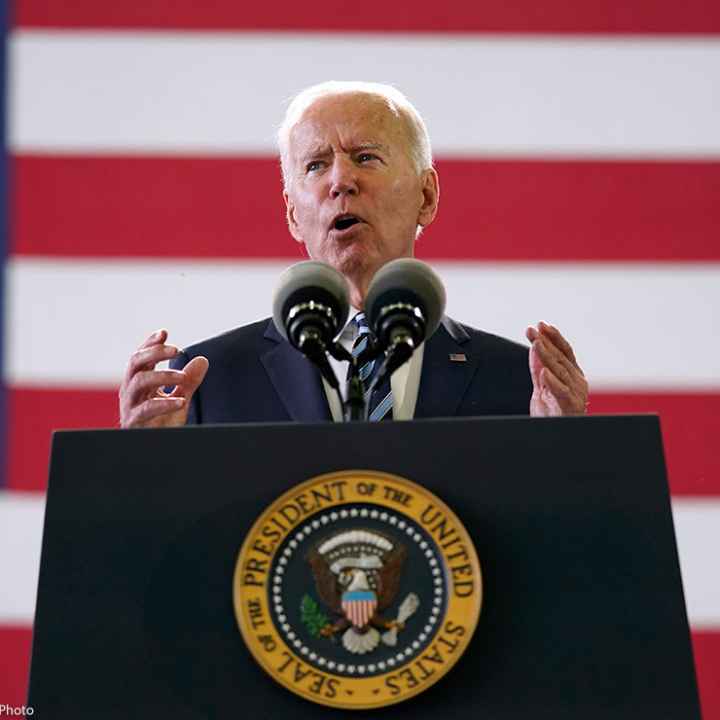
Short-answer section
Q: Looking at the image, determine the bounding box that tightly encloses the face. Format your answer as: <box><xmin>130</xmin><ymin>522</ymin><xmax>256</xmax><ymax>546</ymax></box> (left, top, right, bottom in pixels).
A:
<box><xmin>283</xmin><ymin>93</ymin><xmax>439</xmax><ymax>302</ymax></box>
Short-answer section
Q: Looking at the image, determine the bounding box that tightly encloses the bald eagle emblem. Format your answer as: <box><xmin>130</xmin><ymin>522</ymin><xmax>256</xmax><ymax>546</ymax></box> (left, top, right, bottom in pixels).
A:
<box><xmin>304</xmin><ymin>530</ymin><xmax>419</xmax><ymax>655</ymax></box>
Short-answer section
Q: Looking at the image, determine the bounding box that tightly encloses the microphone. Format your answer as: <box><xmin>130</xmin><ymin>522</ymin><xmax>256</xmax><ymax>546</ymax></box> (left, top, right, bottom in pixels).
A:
<box><xmin>272</xmin><ymin>261</ymin><xmax>350</xmax><ymax>389</ymax></box>
<box><xmin>365</xmin><ymin>258</ymin><xmax>446</xmax><ymax>387</ymax></box>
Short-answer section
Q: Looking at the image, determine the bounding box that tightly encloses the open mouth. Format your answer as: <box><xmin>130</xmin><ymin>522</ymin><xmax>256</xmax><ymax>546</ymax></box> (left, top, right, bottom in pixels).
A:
<box><xmin>332</xmin><ymin>214</ymin><xmax>363</xmax><ymax>232</ymax></box>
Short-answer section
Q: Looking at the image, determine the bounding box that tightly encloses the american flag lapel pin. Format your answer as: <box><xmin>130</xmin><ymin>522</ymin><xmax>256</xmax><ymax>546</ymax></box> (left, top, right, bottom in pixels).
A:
<box><xmin>449</xmin><ymin>353</ymin><xmax>467</xmax><ymax>362</ymax></box>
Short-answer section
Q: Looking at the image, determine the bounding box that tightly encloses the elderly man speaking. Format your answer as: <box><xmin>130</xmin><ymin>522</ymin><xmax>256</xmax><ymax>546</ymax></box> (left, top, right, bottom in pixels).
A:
<box><xmin>119</xmin><ymin>81</ymin><xmax>589</xmax><ymax>428</ymax></box>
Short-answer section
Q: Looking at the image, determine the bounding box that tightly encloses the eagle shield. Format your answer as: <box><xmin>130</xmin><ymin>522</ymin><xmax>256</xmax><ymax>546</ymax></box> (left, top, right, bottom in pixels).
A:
<box><xmin>305</xmin><ymin>529</ymin><xmax>415</xmax><ymax>654</ymax></box>
<box><xmin>341</xmin><ymin>590</ymin><xmax>377</xmax><ymax>628</ymax></box>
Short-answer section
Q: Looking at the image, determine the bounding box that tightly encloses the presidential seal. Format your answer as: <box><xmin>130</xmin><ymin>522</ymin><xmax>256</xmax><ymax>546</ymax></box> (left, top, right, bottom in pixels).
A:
<box><xmin>233</xmin><ymin>470</ymin><xmax>482</xmax><ymax>709</ymax></box>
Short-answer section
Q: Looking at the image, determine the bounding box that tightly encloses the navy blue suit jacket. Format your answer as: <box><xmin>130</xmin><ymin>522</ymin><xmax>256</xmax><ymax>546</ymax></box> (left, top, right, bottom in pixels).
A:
<box><xmin>170</xmin><ymin>316</ymin><xmax>532</xmax><ymax>424</ymax></box>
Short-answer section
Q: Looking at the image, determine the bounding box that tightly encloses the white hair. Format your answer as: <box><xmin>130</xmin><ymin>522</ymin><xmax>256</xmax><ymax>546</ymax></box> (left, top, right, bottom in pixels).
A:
<box><xmin>277</xmin><ymin>80</ymin><xmax>433</xmax><ymax>188</ymax></box>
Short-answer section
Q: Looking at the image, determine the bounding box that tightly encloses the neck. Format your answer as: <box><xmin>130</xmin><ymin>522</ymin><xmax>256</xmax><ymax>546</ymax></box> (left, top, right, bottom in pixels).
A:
<box><xmin>338</xmin><ymin>249</ymin><xmax>416</xmax><ymax>309</ymax></box>
<box><xmin>343</xmin><ymin>269</ymin><xmax>373</xmax><ymax>310</ymax></box>
<box><xmin>347</xmin><ymin>284</ymin><xmax>367</xmax><ymax>311</ymax></box>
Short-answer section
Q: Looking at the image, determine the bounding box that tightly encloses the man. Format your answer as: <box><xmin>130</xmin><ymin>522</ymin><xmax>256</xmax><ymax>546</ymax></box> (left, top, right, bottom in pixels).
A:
<box><xmin>119</xmin><ymin>81</ymin><xmax>588</xmax><ymax>428</ymax></box>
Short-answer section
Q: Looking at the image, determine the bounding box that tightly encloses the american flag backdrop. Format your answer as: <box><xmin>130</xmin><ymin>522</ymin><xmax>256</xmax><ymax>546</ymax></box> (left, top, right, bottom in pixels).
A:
<box><xmin>1</xmin><ymin>1</ymin><xmax>719</xmax><ymax>714</ymax></box>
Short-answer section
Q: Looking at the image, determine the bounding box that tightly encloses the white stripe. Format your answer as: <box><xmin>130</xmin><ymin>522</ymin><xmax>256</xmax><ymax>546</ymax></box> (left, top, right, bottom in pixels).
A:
<box><xmin>359</xmin><ymin>362</ymin><xmax>375</xmax><ymax>382</ymax></box>
<box><xmin>4</xmin><ymin>258</ymin><xmax>719</xmax><ymax>387</ymax></box>
<box><xmin>0</xmin><ymin>492</ymin><xmax>45</xmax><ymax>622</ymax></box>
<box><xmin>369</xmin><ymin>390</ymin><xmax>393</xmax><ymax>422</ymax></box>
<box><xmin>438</xmin><ymin>261</ymin><xmax>720</xmax><ymax>390</ymax></box>
<box><xmin>1</xmin><ymin>492</ymin><xmax>717</xmax><ymax>625</ymax></box>
<box><xmin>353</xmin><ymin>336</ymin><xmax>369</xmax><ymax>358</ymax></box>
<box><xmin>9</xmin><ymin>31</ymin><xmax>720</xmax><ymax>156</ymax></box>
<box><xmin>673</xmin><ymin>499</ymin><xmax>720</xmax><ymax>628</ymax></box>
<box><xmin>3</xmin><ymin>258</ymin><xmax>283</xmax><ymax>386</ymax></box>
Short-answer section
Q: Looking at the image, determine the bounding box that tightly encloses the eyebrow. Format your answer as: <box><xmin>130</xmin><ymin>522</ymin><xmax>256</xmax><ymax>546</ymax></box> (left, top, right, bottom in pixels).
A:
<box><xmin>353</xmin><ymin>143</ymin><xmax>389</xmax><ymax>154</ymax></box>
<box><xmin>300</xmin><ymin>145</ymin><xmax>332</xmax><ymax>162</ymax></box>
<box><xmin>300</xmin><ymin>142</ymin><xmax>390</xmax><ymax>162</ymax></box>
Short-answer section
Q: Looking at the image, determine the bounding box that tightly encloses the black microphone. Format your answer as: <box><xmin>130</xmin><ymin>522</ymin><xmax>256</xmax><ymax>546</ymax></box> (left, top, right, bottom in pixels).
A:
<box><xmin>272</xmin><ymin>261</ymin><xmax>350</xmax><ymax>389</ymax></box>
<box><xmin>365</xmin><ymin>258</ymin><xmax>446</xmax><ymax>389</ymax></box>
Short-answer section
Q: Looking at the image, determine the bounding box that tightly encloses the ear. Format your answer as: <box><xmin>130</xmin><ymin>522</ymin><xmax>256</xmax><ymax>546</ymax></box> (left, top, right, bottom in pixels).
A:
<box><xmin>416</xmin><ymin>168</ymin><xmax>440</xmax><ymax>229</ymax></box>
<box><xmin>283</xmin><ymin>190</ymin><xmax>304</xmax><ymax>244</ymax></box>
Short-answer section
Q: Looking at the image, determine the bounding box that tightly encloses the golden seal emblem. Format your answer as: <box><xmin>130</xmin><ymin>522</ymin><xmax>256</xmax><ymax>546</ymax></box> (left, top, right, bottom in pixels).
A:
<box><xmin>233</xmin><ymin>470</ymin><xmax>482</xmax><ymax>709</ymax></box>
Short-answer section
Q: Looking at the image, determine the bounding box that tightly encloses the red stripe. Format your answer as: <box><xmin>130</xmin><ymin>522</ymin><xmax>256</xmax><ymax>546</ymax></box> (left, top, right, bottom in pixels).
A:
<box><xmin>12</xmin><ymin>155</ymin><xmax>720</xmax><ymax>262</ymax></box>
<box><xmin>0</xmin><ymin>627</ymin><xmax>32</xmax><ymax>708</ymax></box>
<box><xmin>6</xmin><ymin>387</ymin><xmax>720</xmax><ymax>494</ymax></box>
<box><xmin>14</xmin><ymin>0</ymin><xmax>720</xmax><ymax>34</ymax></box>
<box><xmin>693</xmin><ymin>631</ymin><xmax>720</xmax><ymax>720</ymax></box>
<box><xmin>0</xmin><ymin>627</ymin><xmax>717</xmax><ymax>711</ymax></box>
<box><xmin>7</xmin><ymin>387</ymin><xmax>119</xmax><ymax>492</ymax></box>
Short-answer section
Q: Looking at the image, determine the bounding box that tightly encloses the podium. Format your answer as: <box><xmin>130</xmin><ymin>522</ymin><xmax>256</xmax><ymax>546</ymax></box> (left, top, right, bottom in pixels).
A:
<box><xmin>28</xmin><ymin>416</ymin><xmax>700</xmax><ymax>718</ymax></box>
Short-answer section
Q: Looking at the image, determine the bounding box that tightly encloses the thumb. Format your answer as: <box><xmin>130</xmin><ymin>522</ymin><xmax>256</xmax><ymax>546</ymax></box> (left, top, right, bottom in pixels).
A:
<box><xmin>528</xmin><ymin>342</ymin><xmax>542</xmax><ymax>390</ymax></box>
<box><xmin>183</xmin><ymin>356</ymin><xmax>209</xmax><ymax>397</ymax></box>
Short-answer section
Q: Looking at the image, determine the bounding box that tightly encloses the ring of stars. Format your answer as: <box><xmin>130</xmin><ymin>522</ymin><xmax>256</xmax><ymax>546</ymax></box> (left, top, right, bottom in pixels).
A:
<box><xmin>271</xmin><ymin>507</ymin><xmax>446</xmax><ymax>677</ymax></box>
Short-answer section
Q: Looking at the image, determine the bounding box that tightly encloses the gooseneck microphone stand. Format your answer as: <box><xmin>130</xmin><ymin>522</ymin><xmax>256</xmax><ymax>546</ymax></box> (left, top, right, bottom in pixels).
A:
<box><xmin>292</xmin><ymin>317</ymin><xmax>386</xmax><ymax>423</ymax></box>
<box><xmin>328</xmin><ymin>326</ymin><xmax>420</xmax><ymax>422</ymax></box>
<box><xmin>319</xmin><ymin>309</ymin><xmax>424</xmax><ymax>422</ymax></box>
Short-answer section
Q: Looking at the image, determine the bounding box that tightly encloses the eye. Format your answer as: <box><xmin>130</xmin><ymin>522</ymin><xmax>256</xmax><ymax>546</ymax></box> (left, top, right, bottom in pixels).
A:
<box><xmin>305</xmin><ymin>160</ymin><xmax>324</xmax><ymax>173</ymax></box>
<box><xmin>357</xmin><ymin>152</ymin><xmax>378</xmax><ymax>163</ymax></box>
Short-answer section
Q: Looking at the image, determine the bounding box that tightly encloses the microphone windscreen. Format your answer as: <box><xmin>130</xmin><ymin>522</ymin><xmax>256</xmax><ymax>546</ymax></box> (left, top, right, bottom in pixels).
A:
<box><xmin>272</xmin><ymin>261</ymin><xmax>350</xmax><ymax>341</ymax></box>
<box><xmin>365</xmin><ymin>258</ymin><xmax>446</xmax><ymax>339</ymax></box>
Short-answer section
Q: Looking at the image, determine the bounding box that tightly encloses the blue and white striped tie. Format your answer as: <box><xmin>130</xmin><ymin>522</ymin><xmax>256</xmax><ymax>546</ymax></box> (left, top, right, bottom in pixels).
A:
<box><xmin>351</xmin><ymin>313</ymin><xmax>393</xmax><ymax>422</ymax></box>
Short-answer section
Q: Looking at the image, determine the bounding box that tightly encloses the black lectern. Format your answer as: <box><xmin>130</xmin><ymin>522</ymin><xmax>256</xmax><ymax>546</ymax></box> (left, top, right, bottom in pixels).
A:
<box><xmin>29</xmin><ymin>416</ymin><xmax>700</xmax><ymax>719</ymax></box>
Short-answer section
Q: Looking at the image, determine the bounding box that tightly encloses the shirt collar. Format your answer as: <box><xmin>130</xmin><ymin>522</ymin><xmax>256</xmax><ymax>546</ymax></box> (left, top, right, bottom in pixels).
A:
<box><xmin>340</xmin><ymin>307</ymin><xmax>362</xmax><ymax>341</ymax></box>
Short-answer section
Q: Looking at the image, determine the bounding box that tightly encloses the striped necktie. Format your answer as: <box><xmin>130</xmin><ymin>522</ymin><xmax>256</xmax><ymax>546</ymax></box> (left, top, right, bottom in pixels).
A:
<box><xmin>351</xmin><ymin>312</ymin><xmax>393</xmax><ymax>422</ymax></box>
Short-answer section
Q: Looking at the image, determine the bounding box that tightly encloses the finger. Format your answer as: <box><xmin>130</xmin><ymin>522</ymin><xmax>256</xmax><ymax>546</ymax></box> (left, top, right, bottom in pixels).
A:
<box><xmin>182</xmin><ymin>356</ymin><xmax>210</xmax><ymax>398</ymax></box>
<box><xmin>126</xmin><ymin>369</ymin><xmax>189</xmax><ymax>405</ymax></box>
<box><xmin>125</xmin><ymin>343</ymin><xmax>180</xmax><ymax>381</ymax></box>
<box><xmin>537</xmin><ymin>335</ymin><xmax>589</xmax><ymax>405</ymax></box>
<box><xmin>534</xmin><ymin>336</ymin><xmax>578</xmax><ymax>386</ymax></box>
<box><xmin>152</xmin><ymin>357</ymin><xmax>209</xmax><ymax>405</ymax></box>
<box><xmin>137</xmin><ymin>328</ymin><xmax>168</xmax><ymax>351</ymax></box>
<box><xmin>528</xmin><ymin>340</ymin><xmax>543</xmax><ymax>390</ymax></box>
<box><xmin>538</xmin><ymin>322</ymin><xmax>582</xmax><ymax>371</ymax></box>
<box><xmin>126</xmin><ymin>397</ymin><xmax>185</xmax><ymax>427</ymax></box>
<box><xmin>540</xmin><ymin>366</ymin><xmax>571</xmax><ymax>399</ymax></box>
<box><xmin>525</xmin><ymin>325</ymin><xmax>539</xmax><ymax>343</ymax></box>
<box><xmin>541</xmin><ymin>367</ymin><xmax>587</xmax><ymax>415</ymax></box>
<box><xmin>538</xmin><ymin>367</ymin><xmax>569</xmax><ymax>416</ymax></box>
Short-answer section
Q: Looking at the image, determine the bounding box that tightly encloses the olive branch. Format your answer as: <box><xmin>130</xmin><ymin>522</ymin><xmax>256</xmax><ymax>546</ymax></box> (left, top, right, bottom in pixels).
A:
<box><xmin>300</xmin><ymin>594</ymin><xmax>329</xmax><ymax>637</ymax></box>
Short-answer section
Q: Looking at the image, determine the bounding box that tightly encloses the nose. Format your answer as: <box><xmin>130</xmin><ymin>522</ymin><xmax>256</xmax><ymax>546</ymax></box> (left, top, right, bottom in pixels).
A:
<box><xmin>329</xmin><ymin>155</ymin><xmax>358</xmax><ymax>198</ymax></box>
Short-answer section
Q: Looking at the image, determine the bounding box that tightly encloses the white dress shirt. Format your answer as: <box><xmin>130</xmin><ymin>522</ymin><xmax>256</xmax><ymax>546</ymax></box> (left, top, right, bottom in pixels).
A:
<box><xmin>321</xmin><ymin>310</ymin><xmax>425</xmax><ymax>422</ymax></box>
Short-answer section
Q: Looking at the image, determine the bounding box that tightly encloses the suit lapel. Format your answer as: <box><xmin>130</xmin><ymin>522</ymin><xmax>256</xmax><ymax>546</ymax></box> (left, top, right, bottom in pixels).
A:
<box><xmin>414</xmin><ymin>316</ymin><xmax>480</xmax><ymax>419</ymax></box>
<box><xmin>261</xmin><ymin>321</ymin><xmax>332</xmax><ymax>422</ymax></box>
<box><xmin>260</xmin><ymin>316</ymin><xmax>477</xmax><ymax>422</ymax></box>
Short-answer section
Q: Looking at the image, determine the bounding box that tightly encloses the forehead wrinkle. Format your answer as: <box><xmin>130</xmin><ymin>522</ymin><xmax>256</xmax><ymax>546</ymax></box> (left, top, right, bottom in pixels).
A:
<box><xmin>296</xmin><ymin>141</ymin><xmax>392</xmax><ymax>166</ymax></box>
<box><xmin>299</xmin><ymin>143</ymin><xmax>332</xmax><ymax>161</ymax></box>
<box><xmin>354</xmin><ymin>142</ymin><xmax>390</xmax><ymax>154</ymax></box>
<box><xmin>294</xmin><ymin>98</ymin><xmax>400</xmax><ymax>140</ymax></box>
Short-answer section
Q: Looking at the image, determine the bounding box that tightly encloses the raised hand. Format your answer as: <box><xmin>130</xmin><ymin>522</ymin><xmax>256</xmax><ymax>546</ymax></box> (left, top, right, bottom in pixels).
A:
<box><xmin>119</xmin><ymin>329</ymin><xmax>209</xmax><ymax>428</ymax></box>
<box><xmin>525</xmin><ymin>321</ymin><xmax>588</xmax><ymax>417</ymax></box>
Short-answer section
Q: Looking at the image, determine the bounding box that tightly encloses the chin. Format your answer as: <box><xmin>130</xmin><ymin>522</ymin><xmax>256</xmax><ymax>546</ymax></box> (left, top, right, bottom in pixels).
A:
<box><xmin>331</xmin><ymin>245</ymin><xmax>377</xmax><ymax>278</ymax></box>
